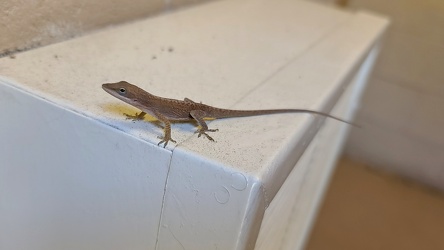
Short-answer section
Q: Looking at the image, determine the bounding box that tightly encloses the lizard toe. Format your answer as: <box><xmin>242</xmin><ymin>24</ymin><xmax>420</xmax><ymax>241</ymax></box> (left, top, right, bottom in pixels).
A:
<box><xmin>157</xmin><ymin>136</ymin><xmax>176</xmax><ymax>147</ymax></box>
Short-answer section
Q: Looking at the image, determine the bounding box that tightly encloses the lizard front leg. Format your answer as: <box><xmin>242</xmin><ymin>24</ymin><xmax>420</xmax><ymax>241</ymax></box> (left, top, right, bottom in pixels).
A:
<box><xmin>154</xmin><ymin>111</ymin><xmax>176</xmax><ymax>147</ymax></box>
<box><xmin>124</xmin><ymin>111</ymin><xmax>146</xmax><ymax>121</ymax></box>
<box><xmin>190</xmin><ymin>110</ymin><xmax>218</xmax><ymax>141</ymax></box>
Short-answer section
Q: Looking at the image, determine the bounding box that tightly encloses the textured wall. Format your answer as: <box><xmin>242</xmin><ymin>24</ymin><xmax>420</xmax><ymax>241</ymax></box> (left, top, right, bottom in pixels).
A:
<box><xmin>335</xmin><ymin>0</ymin><xmax>444</xmax><ymax>190</ymax></box>
<box><xmin>0</xmin><ymin>0</ymin><xmax>210</xmax><ymax>56</ymax></box>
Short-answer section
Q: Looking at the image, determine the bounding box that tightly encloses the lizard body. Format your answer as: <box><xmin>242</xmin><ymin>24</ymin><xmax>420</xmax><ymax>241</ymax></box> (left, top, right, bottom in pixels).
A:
<box><xmin>102</xmin><ymin>81</ymin><xmax>351</xmax><ymax>147</ymax></box>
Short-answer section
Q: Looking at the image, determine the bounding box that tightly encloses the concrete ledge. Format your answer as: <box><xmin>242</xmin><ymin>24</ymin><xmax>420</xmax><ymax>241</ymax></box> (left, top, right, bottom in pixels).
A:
<box><xmin>0</xmin><ymin>0</ymin><xmax>388</xmax><ymax>249</ymax></box>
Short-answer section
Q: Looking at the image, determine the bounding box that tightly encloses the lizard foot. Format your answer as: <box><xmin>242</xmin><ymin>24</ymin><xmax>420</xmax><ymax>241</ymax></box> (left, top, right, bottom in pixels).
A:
<box><xmin>124</xmin><ymin>112</ymin><xmax>145</xmax><ymax>121</ymax></box>
<box><xmin>157</xmin><ymin>135</ymin><xmax>177</xmax><ymax>148</ymax></box>
<box><xmin>195</xmin><ymin>128</ymin><xmax>219</xmax><ymax>142</ymax></box>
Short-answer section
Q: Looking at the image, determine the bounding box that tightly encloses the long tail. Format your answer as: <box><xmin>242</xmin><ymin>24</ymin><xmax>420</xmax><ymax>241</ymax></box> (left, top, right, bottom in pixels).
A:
<box><xmin>209</xmin><ymin>108</ymin><xmax>354</xmax><ymax>125</ymax></box>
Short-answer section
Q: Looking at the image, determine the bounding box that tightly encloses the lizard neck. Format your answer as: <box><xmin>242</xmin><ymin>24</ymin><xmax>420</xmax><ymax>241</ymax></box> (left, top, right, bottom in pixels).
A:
<box><xmin>129</xmin><ymin>91</ymin><xmax>158</xmax><ymax>111</ymax></box>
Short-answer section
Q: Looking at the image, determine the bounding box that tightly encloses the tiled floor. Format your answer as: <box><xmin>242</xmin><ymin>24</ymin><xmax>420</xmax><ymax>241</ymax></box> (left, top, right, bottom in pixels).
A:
<box><xmin>305</xmin><ymin>157</ymin><xmax>444</xmax><ymax>250</ymax></box>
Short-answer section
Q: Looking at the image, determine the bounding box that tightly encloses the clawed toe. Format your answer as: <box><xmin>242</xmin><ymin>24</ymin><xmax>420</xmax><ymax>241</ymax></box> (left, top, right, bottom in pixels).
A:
<box><xmin>204</xmin><ymin>133</ymin><xmax>215</xmax><ymax>141</ymax></box>
<box><xmin>157</xmin><ymin>136</ymin><xmax>176</xmax><ymax>148</ymax></box>
<box><xmin>124</xmin><ymin>112</ymin><xmax>145</xmax><ymax>121</ymax></box>
<box><xmin>157</xmin><ymin>140</ymin><xmax>167</xmax><ymax>147</ymax></box>
<box><xmin>196</xmin><ymin>129</ymin><xmax>217</xmax><ymax>142</ymax></box>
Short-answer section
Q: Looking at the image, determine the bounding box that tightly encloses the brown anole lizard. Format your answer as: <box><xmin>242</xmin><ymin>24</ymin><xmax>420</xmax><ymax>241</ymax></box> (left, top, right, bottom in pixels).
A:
<box><xmin>102</xmin><ymin>81</ymin><xmax>352</xmax><ymax>147</ymax></box>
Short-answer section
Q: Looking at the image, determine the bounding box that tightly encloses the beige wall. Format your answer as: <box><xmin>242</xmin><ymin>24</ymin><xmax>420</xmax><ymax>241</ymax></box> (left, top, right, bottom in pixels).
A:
<box><xmin>0</xmin><ymin>0</ymin><xmax>211</xmax><ymax>56</ymax></box>
<box><xmin>314</xmin><ymin>0</ymin><xmax>444</xmax><ymax>190</ymax></box>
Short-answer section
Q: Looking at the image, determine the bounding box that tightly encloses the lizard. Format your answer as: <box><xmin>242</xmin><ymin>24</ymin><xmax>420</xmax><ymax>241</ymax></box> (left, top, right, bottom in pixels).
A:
<box><xmin>102</xmin><ymin>81</ymin><xmax>352</xmax><ymax>147</ymax></box>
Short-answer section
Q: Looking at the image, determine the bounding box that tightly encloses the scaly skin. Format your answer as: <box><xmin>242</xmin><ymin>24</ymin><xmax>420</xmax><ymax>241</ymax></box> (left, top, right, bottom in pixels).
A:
<box><xmin>102</xmin><ymin>81</ymin><xmax>352</xmax><ymax>147</ymax></box>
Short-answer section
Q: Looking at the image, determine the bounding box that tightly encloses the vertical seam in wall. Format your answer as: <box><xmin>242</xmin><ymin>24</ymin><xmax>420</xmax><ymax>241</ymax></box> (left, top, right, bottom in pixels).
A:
<box><xmin>154</xmin><ymin>148</ymin><xmax>175</xmax><ymax>249</ymax></box>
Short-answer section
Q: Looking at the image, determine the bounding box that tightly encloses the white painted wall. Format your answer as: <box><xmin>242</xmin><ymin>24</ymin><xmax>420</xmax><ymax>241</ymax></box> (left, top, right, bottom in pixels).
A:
<box><xmin>312</xmin><ymin>0</ymin><xmax>444</xmax><ymax>190</ymax></box>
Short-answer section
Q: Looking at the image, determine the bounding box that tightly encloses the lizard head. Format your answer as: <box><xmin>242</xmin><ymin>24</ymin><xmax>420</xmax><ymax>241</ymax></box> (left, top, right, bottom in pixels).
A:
<box><xmin>102</xmin><ymin>81</ymin><xmax>149</xmax><ymax>108</ymax></box>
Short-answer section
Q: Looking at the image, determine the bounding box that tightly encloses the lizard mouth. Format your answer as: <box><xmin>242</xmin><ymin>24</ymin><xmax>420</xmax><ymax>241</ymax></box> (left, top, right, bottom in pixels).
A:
<box><xmin>102</xmin><ymin>84</ymin><xmax>120</xmax><ymax>98</ymax></box>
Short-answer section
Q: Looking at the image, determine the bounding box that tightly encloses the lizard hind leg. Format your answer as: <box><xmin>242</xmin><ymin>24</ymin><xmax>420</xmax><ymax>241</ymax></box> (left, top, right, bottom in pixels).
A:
<box><xmin>190</xmin><ymin>110</ymin><xmax>219</xmax><ymax>142</ymax></box>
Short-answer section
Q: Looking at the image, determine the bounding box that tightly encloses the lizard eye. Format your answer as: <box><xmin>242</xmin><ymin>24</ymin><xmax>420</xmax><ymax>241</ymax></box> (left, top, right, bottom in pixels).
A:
<box><xmin>119</xmin><ymin>88</ymin><xmax>126</xmax><ymax>95</ymax></box>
